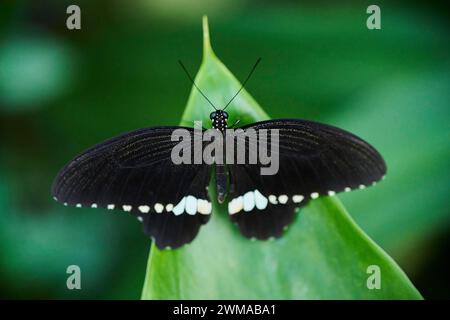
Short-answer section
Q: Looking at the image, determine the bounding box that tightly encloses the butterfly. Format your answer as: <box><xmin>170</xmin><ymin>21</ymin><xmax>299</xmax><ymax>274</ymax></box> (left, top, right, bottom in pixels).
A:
<box><xmin>51</xmin><ymin>59</ymin><xmax>386</xmax><ymax>249</ymax></box>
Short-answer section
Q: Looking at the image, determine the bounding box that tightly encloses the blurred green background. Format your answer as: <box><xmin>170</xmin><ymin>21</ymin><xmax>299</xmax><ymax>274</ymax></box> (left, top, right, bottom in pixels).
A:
<box><xmin>0</xmin><ymin>0</ymin><xmax>449</xmax><ymax>299</ymax></box>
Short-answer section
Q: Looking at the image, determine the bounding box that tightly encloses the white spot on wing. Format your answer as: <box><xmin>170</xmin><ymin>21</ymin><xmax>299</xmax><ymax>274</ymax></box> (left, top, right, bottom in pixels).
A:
<box><xmin>278</xmin><ymin>195</ymin><xmax>288</xmax><ymax>204</ymax></box>
<box><xmin>268</xmin><ymin>195</ymin><xmax>278</xmax><ymax>205</ymax></box>
<box><xmin>154</xmin><ymin>203</ymin><xmax>164</xmax><ymax>213</ymax></box>
<box><xmin>172</xmin><ymin>197</ymin><xmax>186</xmax><ymax>216</ymax></box>
<box><xmin>165</xmin><ymin>203</ymin><xmax>173</xmax><ymax>212</ymax></box>
<box><xmin>122</xmin><ymin>205</ymin><xmax>132</xmax><ymax>212</ymax></box>
<box><xmin>243</xmin><ymin>191</ymin><xmax>255</xmax><ymax>212</ymax></box>
<box><xmin>139</xmin><ymin>205</ymin><xmax>150</xmax><ymax>213</ymax></box>
<box><xmin>345</xmin><ymin>187</ymin><xmax>351</xmax><ymax>192</ymax></box>
<box><xmin>76</xmin><ymin>203</ymin><xmax>82</xmax><ymax>208</ymax></box>
<box><xmin>328</xmin><ymin>191</ymin><xmax>336</xmax><ymax>196</ymax></box>
<box><xmin>137</xmin><ymin>216</ymin><xmax>143</xmax><ymax>222</ymax></box>
<box><xmin>292</xmin><ymin>195</ymin><xmax>304</xmax><ymax>203</ymax></box>
<box><xmin>185</xmin><ymin>195</ymin><xmax>197</xmax><ymax>215</ymax></box>
<box><xmin>228</xmin><ymin>196</ymin><xmax>243</xmax><ymax>215</ymax></box>
<box><xmin>107</xmin><ymin>204</ymin><xmax>115</xmax><ymax>210</ymax></box>
<box><xmin>311</xmin><ymin>192</ymin><xmax>319</xmax><ymax>199</ymax></box>
<box><xmin>91</xmin><ymin>203</ymin><xmax>97</xmax><ymax>208</ymax></box>
<box><xmin>197</xmin><ymin>199</ymin><xmax>211</xmax><ymax>215</ymax></box>
<box><xmin>359</xmin><ymin>184</ymin><xmax>366</xmax><ymax>189</ymax></box>
<box><xmin>254</xmin><ymin>190</ymin><xmax>268</xmax><ymax>210</ymax></box>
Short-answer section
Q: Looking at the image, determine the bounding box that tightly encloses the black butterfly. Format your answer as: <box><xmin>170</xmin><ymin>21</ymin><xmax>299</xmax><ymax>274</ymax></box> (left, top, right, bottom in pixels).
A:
<box><xmin>52</xmin><ymin>59</ymin><xmax>386</xmax><ymax>249</ymax></box>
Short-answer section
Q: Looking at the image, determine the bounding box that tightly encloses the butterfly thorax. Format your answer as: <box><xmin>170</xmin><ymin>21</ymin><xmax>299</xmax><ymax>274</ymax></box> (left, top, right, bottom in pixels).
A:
<box><xmin>210</xmin><ymin>110</ymin><xmax>228</xmax><ymax>132</ymax></box>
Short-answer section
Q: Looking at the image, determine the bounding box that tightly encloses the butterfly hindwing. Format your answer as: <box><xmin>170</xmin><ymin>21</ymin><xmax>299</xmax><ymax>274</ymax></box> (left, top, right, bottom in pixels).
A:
<box><xmin>228</xmin><ymin>164</ymin><xmax>304</xmax><ymax>239</ymax></box>
<box><xmin>52</xmin><ymin>126</ymin><xmax>212</xmax><ymax>249</ymax></box>
<box><xmin>227</xmin><ymin>119</ymin><xmax>386</xmax><ymax>239</ymax></box>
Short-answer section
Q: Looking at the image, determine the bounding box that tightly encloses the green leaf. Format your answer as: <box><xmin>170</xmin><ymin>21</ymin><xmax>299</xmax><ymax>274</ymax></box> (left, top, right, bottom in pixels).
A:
<box><xmin>141</xmin><ymin>17</ymin><xmax>422</xmax><ymax>300</ymax></box>
<box><xmin>332</xmin><ymin>71</ymin><xmax>450</xmax><ymax>255</ymax></box>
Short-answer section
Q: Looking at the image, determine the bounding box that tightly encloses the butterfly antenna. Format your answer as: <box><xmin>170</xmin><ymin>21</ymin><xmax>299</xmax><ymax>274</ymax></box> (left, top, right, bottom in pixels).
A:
<box><xmin>178</xmin><ymin>60</ymin><xmax>217</xmax><ymax>111</ymax></box>
<box><xmin>223</xmin><ymin>57</ymin><xmax>262</xmax><ymax>111</ymax></box>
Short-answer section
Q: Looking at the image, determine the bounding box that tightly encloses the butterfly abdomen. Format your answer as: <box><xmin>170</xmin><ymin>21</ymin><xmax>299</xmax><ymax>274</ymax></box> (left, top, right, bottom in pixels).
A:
<box><xmin>216</xmin><ymin>164</ymin><xmax>227</xmax><ymax>203</ymax></box>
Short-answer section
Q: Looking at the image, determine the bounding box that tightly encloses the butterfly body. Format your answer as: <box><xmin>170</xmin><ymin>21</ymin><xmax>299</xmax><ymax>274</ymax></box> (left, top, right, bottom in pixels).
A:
<box><xmin>210</xmin><ymin>110</ymin><xmax>229</xmax><ymax>203</ymax></box>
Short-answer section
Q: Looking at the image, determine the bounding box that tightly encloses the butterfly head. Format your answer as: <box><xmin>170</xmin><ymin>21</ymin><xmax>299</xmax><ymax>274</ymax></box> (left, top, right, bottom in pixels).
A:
<box><xmin>210</xmin><ymin>110</ymin><xmax>228</xmax><ymax>131</ymax></box>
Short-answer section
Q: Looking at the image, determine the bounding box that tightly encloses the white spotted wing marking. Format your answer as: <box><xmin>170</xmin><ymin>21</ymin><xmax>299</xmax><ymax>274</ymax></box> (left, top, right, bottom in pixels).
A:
<box><xmin>254</xmin><ymin>190</ymin><xmax>268</xmax><ymax>210</ymax></box>
<box><xmin>228</xmin><ymin>196</ymin><xmax>243</xmax><ymax>215</ymax></box>
<box><xmin>278</xmin><ymin>195</ymin><xmax>288</xmax><ymax>204</ymax></box>
<box><xmin>173</xmin><ymin>197</ymin><xmax>186</xmax><ymax>216</ymax></box>
<box><xmin>243</xmin><ymin>191</ymin><xmax>255</xmax><ymax>212</ymax></box>
<box><xmin>229</xmin><ymin>189</ymin><xmax>354</xmax><ymax>215</ymax></box>
<box><xmin>53</xmin><ymin>192</ymin><xmax>212</xmax><ymax>216</ymax></box>
<box><xmin>197</xmin><ymin>199</ymin><xmax>212</xmax><ymax>215</ymax></box>
<box><xmin>172</xmin><ymin>197</ymin><xmax>186</xmax><ymax>216</ymax></box>
<box><xmin>185</xmin><ymin>196</ymin><xmax>197</xmax><ymax>215</ymax></box>
<box><xmin>310</xmin><ymin>192</ymin><xmax>319</xmax><ymax>199</ymax></box>
<box><xmin>154</xmin><ymin>203</ymin><xmax>164</xmax><ymax>213</ymax></box>
<box><xmin>139</xmin><ymin>205</ymin><xmax>150</xmax><ymax>213</ymax></box>
<box><xmin>229</xmin><ymin>190</ymin><xmax>291</xmax><ymax>215</ymax></box>
<box><xmin>169</xmin><ymin>196</ymin><xmax>211</xmax><ymax>216</ymax></box>
<box><xmin>268</xmin><ymin>195</ymin><xmax>278</xmax><ymax>205</ymax></box>
<box><xmin>292</xmin><ymin>195</ymin><xmax>304</xmax><ymax>203</ymax></box>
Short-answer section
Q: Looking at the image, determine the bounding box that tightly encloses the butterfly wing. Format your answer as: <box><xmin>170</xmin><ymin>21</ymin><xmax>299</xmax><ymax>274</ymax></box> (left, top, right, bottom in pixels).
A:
<box><xmin>227</xmin><ymin>119</ymin><xmax>387</xmax><ymax>239</ymax></box>
<box><xmin>52</xmin><ymin>126</ymin><xmax>212</xmax><ymax>249</ymax></box>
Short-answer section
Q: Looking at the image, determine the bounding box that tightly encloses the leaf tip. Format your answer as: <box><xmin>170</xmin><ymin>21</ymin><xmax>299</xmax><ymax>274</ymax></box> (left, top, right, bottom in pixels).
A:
<box><xmin>202</xmin><ymin>15</ymin><xmax>214</xmax><ymax>59</ymax></box>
